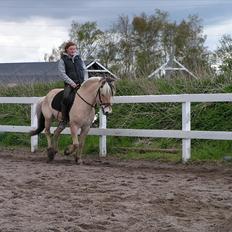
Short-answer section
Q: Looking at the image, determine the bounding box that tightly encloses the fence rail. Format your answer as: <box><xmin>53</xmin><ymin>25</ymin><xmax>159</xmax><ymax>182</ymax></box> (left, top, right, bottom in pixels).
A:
<box><xmin>1</xmin><ymin>93</ymin><xmax>232</xmax><ymax>162</ymax></box>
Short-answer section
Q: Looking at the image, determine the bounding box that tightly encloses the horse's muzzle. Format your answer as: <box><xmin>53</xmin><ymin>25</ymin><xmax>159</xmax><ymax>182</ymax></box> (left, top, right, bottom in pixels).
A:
<box><xmin>104</xmin><ymin>112</ymin><xmax>109</xmax><ymax>116</ymax></box>
<box><xmin>101</xmin><ymin>105</ymin><xmax>112</xmax><ymax>115</ymax></box>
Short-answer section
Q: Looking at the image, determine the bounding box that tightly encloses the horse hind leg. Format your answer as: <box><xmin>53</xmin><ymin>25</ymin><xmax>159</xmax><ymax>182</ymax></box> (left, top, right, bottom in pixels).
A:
<box><xmin>47</xmin><ymin>124</ymin><xmax>64</xmax><ymax>162</ymax></box>
<box><xmin>44</xmin><ymin>117</ymin><xmax>56</xmax><ymax>162</ymax></box>
<box><xmin>44</xmin><ymin>119</ymin><xmax>52</xmax><ymax>148</ymax></box>
<box><xmin>45</xmin><ymin>130</ymin><xmax>55</xmax><ymax>162</ymax></box>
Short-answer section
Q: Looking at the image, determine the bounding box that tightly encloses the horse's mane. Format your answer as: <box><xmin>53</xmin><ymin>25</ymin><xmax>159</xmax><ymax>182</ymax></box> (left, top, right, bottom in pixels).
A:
<box><xmin>81</xmin><ymin>76</ymin><xmax>101</xmax><ymax>87</ymax></box>
<box><xmin>101</xmin><ymin>81</ymin><xmax>114</xmax><ymax>97</ymax></box>
<box><xmin>82</xmin><ymin>76</ymin><xmax>115</xmax><ymax>97</ymax></box>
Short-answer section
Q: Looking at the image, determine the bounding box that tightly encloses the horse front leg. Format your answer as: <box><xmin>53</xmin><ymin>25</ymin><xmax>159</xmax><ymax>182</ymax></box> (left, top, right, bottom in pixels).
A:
<box><xmin>75</xmin><ymin>126</ymin><xmax>90</xmax><ymax>165</ymax></box>
<box><xmin>64</xmin><ymin>124</ymin><xmax>80</xmax><ymax>163</ymax></box>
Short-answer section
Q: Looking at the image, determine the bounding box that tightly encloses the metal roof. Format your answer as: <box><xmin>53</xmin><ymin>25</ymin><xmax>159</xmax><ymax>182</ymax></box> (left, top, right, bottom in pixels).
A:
<box><xmin>0</xmin><ymin>60</ymin><xmax>117</xmax><ymax>85</ymax></box>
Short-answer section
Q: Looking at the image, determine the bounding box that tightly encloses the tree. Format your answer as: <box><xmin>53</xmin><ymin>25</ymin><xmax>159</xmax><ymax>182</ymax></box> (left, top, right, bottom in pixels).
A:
<box><xmin>130</xmin><ymin>11</ymin><xmax>210</xmax><ymax>78</ymax></box>
<box><xmin>69</xmin><ymin>21</ymin><xmax>103</xmax><ymax>60</ymax></box>
<box><xmin>44</xmin><ymin>22</ymin><xmax>103</xmax><ymax>61</ymax></box>
<box><xmin>44</xmin><ymin>42</ymin><xmax>66</xmax><ymax>62</ymax></box>
<box><xmin>96</xmin><ymin>32</ymin><xmax>119</xmax><ymax>71</ymax></box>
<box><xmin>111</xmin><ymin>15</ymin><xmax>134</xmax><ymax>78</ymax></box>
<box><xmin>174</xmin><ymin>15</ymin><xmax>208</xmax><ymax>73</ymax></box>
<box><xmin>132</xmin><ymin>10</ymin><xmax>169</xmax><ymax>77</ymax></box>
<box><xmin>216</xmin><ymin>34</ymin><xmax>232</xmax><ymax>74</ymax></box>
<box><xmin>44</xmin><ymin>10</ymin><xmax>210</xmax><ymax>79</ymax></box>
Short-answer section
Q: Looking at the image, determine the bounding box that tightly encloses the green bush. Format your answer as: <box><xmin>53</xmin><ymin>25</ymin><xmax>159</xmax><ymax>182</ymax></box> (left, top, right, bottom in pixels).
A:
<box><xmin>1</xmin><ymin>75</ymin><xmax>232</xmax><ymax>161</ymax></box>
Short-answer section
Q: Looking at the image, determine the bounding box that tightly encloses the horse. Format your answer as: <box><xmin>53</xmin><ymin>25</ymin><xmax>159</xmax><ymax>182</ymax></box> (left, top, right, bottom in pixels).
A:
<box><xmin>30</xmin><ymin>76</ymin><xmax>115</xmax><ymax>164</ymax></box>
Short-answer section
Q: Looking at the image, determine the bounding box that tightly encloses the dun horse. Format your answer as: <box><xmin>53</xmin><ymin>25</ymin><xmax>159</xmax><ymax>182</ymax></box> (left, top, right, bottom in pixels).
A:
<box><xmin>30</xmin><ymin>76</ymin><xmax>115</xmax><ymax>164</ymax></box>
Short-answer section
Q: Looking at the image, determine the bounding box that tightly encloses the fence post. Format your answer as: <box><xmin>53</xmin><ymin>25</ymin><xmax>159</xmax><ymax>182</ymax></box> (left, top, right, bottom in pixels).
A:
<box><xmin>182</xmin><ymin>101</ymin><xmax>191</xmax><ymax>162</ymax></box>
<box><xmin>99</xmin><ymin>109</ymin><xmax>107</xmax><ymax>157</ymax></box>
<box><xmin>31</xmin><ymin>103</ymin><xmax>38</xmax><ymax>152</ymax></box>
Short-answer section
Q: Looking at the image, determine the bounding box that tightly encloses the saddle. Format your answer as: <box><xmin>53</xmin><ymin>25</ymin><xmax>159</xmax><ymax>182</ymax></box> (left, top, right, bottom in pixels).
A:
<box><xmin>51</xmin><ymin>88</ymin><xmax>77</xmax><ymax>112</ymax></box>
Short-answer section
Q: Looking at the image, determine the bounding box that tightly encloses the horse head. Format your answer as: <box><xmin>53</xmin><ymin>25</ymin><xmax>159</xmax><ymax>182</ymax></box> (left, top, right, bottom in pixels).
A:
<box><xmin>97</xmin><ymin>76</ymin><xmax>116</xmax><ymax>115</ymax></box>
<box><xmin>77</xmin><ymin>76</ymin><xmax>116</xmax><ymax>115</ymax></box>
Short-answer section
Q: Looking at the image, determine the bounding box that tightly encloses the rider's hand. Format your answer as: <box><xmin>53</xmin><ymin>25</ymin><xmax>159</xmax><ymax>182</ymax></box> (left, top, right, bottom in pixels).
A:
<box><xmin>71</xmin><ymin>83</ymin><xmax>77</xmax><ymax>88</ymax></box>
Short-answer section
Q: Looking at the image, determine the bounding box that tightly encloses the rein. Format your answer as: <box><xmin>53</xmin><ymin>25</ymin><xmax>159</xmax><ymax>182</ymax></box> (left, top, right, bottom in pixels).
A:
<box><xmin>76</xmin><ymin>92</ymin><xmax>96</xmax><ymax>108</ymax></box>
<box><xmin>76</xmin><ymin>81</ymin><xmax>114</xmax><ymax>109</ymax></box>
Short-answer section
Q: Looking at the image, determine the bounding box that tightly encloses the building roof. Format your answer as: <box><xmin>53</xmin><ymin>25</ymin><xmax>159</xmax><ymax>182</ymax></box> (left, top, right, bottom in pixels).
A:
<box><xmin>86</xmin><ymin>60</ymin><xmax>117</xmax><ymax>79</ymax></box>
<box><xmin>0</xmin><ymin>60</ymin><xmax>117</xmax><ymax>86</ymax></box>
<box><xmin>0</xmin><ymin>62</ymin><xmax>59</xmax><ymax>85</ymax></box>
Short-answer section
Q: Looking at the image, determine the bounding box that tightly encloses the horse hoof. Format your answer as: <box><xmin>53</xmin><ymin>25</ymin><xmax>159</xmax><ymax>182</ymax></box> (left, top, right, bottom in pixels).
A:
<box><xmin>64</xmin><ymin>148</ymin><xmax>70</xmax><ymax>156</ymax></box>
<box><xmin>47</xmin><ymin>148</ymin><xmax>56</xmax><ymax>162</ymax></box>
<box><xmin>75</xmin><ymin>158</ymin><xmax>83</xmax><ymax>165</ymax></box>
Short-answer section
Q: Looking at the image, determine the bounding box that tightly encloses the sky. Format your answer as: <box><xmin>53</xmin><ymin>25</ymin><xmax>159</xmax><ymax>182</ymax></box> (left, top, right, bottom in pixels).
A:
<box><xmin>0</xmin><ymin>0</ymin><xmax>232</xmax><ymax>63</ymax></box>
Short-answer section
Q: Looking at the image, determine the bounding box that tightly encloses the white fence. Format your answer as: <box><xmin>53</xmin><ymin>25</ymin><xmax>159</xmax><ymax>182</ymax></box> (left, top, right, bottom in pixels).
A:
<box><xmin>1</xmin><ymin>94</ymin><xmax>232</xmax><ymax>162</ymax></box>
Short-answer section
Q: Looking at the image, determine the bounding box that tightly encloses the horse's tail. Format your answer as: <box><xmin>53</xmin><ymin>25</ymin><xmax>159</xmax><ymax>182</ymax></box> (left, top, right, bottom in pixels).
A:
<box><xmin>30</xmin><ymin>97</ymin><xmax>45</xmax><ymax>136</ymax></box>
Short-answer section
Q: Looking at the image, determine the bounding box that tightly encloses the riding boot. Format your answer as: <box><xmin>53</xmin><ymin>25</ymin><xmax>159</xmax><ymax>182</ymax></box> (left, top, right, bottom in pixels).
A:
<box><xmin>59</xmin><ymin>85</ymin><xmax>72</xmax><ymax>129</ymax></box>
<box><xmin>59</xmin><ymin>103</ymin><xmax>68</xmax><ymax>129</ymax></box>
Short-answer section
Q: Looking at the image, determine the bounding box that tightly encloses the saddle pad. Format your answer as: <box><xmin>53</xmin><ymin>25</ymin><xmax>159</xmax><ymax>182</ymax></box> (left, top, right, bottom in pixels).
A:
<box><xmin>51</xmin><ymin>89</ymin><xmax>77</xmax><ymax>112</ymax></box>
<box><xmin>51</xmin><ymin>90</ymin><xmax>64</xmax><ymax>112</ymax></box>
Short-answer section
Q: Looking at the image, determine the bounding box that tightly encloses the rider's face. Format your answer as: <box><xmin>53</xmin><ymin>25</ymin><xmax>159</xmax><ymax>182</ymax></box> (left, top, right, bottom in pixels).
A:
<box><xmin>66</xmin><ymin>45</ymin><xmax>77</xmax><ymax>57</ymax></box>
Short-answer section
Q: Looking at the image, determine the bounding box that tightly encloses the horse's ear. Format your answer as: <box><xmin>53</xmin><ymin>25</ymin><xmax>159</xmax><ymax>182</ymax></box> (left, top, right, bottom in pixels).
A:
<box><xmin>106</xmin><ymin>77</ymin><xmax>117</xmax><ymax>83</ymax></box>
<box><xmin>99</xmin><ymin>76</ymin><xmax>117</xmax><ymax>88</ymax></box>
<box><xmin>100</xmin><ymin>76</ymin><xmax>107</xmax><ymax>86</ymax></box>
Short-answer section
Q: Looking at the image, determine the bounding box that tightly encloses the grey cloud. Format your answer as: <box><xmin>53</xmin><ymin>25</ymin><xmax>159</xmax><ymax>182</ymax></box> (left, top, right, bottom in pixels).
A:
<box><xmin>0</xmin><ymin>0</ymin><xmax>232</xmax><ymax>32</ymax></box>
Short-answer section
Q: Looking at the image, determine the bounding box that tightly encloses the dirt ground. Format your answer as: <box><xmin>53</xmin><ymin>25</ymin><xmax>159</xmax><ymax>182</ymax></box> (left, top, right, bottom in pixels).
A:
<box><xmin>0</xmin><ymin>149</ymin><xmax>232</xmax><ymax>232</ymax></box>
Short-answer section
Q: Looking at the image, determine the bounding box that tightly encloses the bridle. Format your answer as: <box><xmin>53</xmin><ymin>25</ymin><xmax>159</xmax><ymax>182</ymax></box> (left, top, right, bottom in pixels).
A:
<box><xmin>76</xmin><ymin>81</ymin><xmax>114</xmax><ymax>110</ymax></box>
<box><xmin>97</xmin><ymin>87</ymin><xmax>113</xmax><ymax>109</ymax></box>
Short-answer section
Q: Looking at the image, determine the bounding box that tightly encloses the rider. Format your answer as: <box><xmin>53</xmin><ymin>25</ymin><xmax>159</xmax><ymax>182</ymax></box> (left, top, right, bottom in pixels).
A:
<box><xmin>58</xmin><ymin>41</ymin><xmax>87</xmax><ymax>129</ymax></box>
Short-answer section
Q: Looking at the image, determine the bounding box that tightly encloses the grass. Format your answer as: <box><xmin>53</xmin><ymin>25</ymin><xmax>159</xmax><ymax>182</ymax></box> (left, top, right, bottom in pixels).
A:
<box><xmin>1</xmin><ymin>75</ymin><xmax>232</xmax><ymax>162</ymax></box>
<box><xmin>191</xmin><ymin>140</ymin><xmax>232</xmax><ymax>161</ymax></box>
<box><xmin>111</xmin><ymin>151</ymin><xmax>181</xmax><ymax>162</ymax></box>
<box><xmin>1</xmin><ymin>131</ymin><xmax>232</xmax><ymax>163</ymax></box>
